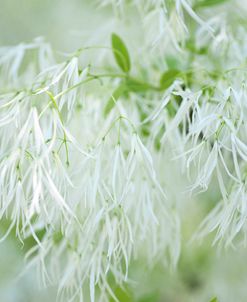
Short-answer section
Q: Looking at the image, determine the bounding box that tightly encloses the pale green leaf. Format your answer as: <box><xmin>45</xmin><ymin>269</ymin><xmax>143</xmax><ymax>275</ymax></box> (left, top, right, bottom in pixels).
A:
<box><xmin>111</xmin><ymin>33</ymin><xmax>131</xmax><ymax>73</ymax></box>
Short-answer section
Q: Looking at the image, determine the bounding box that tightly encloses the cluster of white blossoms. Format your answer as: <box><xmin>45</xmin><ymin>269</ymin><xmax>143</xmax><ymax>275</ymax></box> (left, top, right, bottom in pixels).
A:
<box><xmin>0</xmin><ymin>0</ymin><xmax>247</xmax><ymax>301</ymax></box>
<box><xmin>100</xmin><ymin>0</ymin><xmax>213</xmax><ymax>51</ymax></box>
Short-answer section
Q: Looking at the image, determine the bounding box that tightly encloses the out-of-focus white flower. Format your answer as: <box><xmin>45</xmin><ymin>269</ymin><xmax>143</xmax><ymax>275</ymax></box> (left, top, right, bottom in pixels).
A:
<box><xmin>0</xmin><ymin>38</ymin><xmax>54</xmax><ymax>89</ymax></box>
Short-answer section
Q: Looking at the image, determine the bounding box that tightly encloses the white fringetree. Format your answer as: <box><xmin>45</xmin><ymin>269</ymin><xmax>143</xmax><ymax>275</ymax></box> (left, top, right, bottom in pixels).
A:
<box><xmin>0</xmin><ymin>0</ymin><xmax>246</xmax><ymax>301</ymax></box>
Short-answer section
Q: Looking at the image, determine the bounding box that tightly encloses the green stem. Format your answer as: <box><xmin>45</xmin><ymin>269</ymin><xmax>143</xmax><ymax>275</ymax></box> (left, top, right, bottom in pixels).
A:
<box><xmin>54</xmin><ymin>73</ymin><xmax>127</xmax><ymax>101</ymax></box>
<box><xmin>46</xmin><ymin>91</ymin><xmax>70</xmax><ymax>166</ymax></box>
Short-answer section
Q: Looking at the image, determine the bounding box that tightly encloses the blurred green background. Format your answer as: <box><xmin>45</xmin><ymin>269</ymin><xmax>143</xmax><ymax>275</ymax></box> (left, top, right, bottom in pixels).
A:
<box><xmin>0</xmin><ymin>0</ymin><xmax>111</xmax><ymax>50</ymax></box>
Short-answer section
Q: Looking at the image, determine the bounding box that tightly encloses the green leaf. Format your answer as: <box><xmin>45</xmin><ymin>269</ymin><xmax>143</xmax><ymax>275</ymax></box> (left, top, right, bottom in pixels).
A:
<box><xmin>125</xmin><ymin>78</ymin><xmax>152</xmax><ymax>93</ymax></box>
<box><xmin>111</xmin><ymin>33</ymin><xmax>131</xmax><ymax>73</ymax></box>
<box><xmin>185</xmin><ymin>39</ymin><xmax>208</xmax><ymax>55</ymax></box>
<box><xmin>166</xmin><ymin>55</ymin><xmax>180</xmax><ymax>69</ymax></box>
<box><xmin>194</xmin><ymin>0</ymin><xmax>229</xmax><ymax>9</ymax></box>
<box><xmin>138</xmin><ymin>292</ymin><xmax>159</xmax><ymax>302</ymax></box>
<box><xmin>104</xmin><ymin>83</ymin><xmax>126</xmax><ymax>117</ymax></box>
<box><xmin>160</xmin><ymin>69</ymin><xmax>181</xmax><ymax>90</ymax></box>
<box><xmin>53</xmin><ymin>231</ymin><xmax>63</xmax><ymax>244</ymax></box>
<box><xmin>209</xmin><ymin>297</ymin><xmax>218</xmax><ymax>302</ymax></box>
<box><xmin>109</xmin><ymin>286</ymin><xmax>134</xmax><ymax>302</ymax></box>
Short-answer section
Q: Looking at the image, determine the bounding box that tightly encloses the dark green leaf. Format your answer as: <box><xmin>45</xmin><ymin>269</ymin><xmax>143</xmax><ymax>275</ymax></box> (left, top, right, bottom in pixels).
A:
<box><xmin>160</xmin><ymin>69</ymin><xmax>181</xmax><ymax>90</ymax></box>
<box><xmin>209</xmin><ymin>297</ymin><xmax>218</xmax><ymax>302</ymax></box>
<box><xmin>104</xmin><ymin>84</ymin><xmax>126</xmax><ymax>117</ymax></box>
<box><xmin>111</xmin><ymin>33</ymin><xmax>131</xmax><ymax>73</ymax></box>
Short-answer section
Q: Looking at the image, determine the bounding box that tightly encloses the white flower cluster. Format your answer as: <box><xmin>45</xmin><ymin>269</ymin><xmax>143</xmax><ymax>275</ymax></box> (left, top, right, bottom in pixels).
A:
<box><xmin>0</xmin><ymin>37</ymin><xmax>180</xmax><ymax>301</ymax></box>
<box><xmin>0</xmin><ymin>0</ymin><xmax>247</xmax><ymax>301</ymax></box>
<box><xmin>99</xmin><ymin>0</ymin><xmax>213</xmax><ymax>51</ymax></box>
